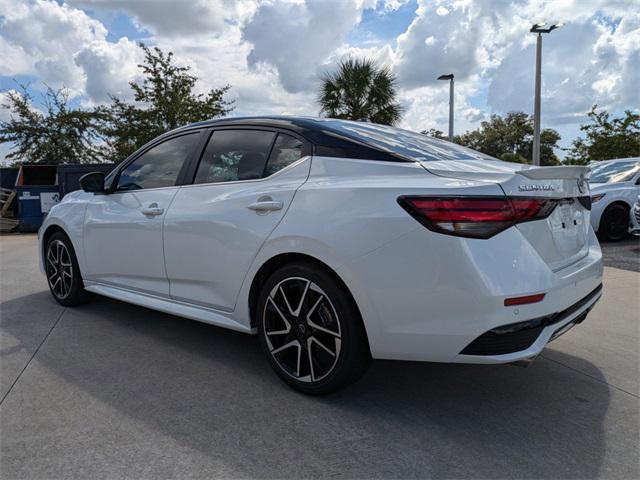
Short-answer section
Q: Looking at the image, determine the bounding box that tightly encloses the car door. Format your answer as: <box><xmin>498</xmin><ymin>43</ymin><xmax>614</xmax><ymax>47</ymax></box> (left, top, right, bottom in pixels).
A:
<box><xmin>163</xmin><ymin>128</ymin><xmax>311</xmax><ymax>311</ymax></box>
<box><xmin>83</xmin><ymin>131</ymin><xmax>202</xmax><ymax>295</ymax></box>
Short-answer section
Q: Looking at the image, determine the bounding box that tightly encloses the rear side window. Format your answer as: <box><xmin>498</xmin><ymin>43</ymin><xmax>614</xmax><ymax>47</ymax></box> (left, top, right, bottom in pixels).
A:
<box><xmin>317</xmin><ymin>119</ymin><xmax>496</xmax><ymax>162</ymax></box>
<box><xmin>265</xmin><ymin>133</ymin><xmax>304</xmax><ymax>176</ymax></box>
<box><xmin>194</xmin><ymin>130</ymin><xmax>275</xmax><ymax>184</ymax></box>
<box><xmin>117</xmin><ymin>133</ymin><xmax>198</xmax><ymax>191</ymax></box>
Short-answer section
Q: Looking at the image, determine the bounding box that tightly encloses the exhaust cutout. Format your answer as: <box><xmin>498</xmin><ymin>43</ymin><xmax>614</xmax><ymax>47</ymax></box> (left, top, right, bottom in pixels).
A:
<box><xmin>510</xmin><ymin>356</ymin><xmax>537</xmax><ymax>368</ymax></box>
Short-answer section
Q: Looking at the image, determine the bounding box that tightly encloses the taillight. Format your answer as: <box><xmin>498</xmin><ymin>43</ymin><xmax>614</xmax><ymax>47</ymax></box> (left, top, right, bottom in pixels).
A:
<box><xmin>397</xmin><ymin>196</ymin><xmax>558</xmax><ymax>239</ymax></box>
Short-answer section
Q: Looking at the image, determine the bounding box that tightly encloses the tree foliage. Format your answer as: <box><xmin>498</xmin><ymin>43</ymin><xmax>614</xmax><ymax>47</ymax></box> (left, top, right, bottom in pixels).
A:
<box><xmin>318</xmin><ymin>58</ymin><xmax>403</xmax><ymax>125</ymax></box>
<box><xmin>453</xmin><ymin>112</ymin><xmax>561</xmax><ymax>166</ymax></box>
<box><xmin>103</xmin><ymin>43</ymin><xmax>234</xmax><ymax>161</ymax></box>
<box><xmin>0</xmin><ymin>85</ymin><xmax>107</xmax><ymax>164</ymax></box>
<box><xmin>421</xmin><ymin>128</ymin><xmax>447</xmax><ymax>140</ymax></box>
<box><xmin>565</xmin><ymin>106</ymin><xmax>640</xmax><ymax>164</ymax></box>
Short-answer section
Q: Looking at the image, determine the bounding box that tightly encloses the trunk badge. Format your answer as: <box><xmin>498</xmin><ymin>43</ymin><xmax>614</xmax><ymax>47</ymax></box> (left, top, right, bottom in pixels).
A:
<box><xmin>518</xmin><ymin>184</ymin><xmax>555</xmax><ymax>192</ymax></box>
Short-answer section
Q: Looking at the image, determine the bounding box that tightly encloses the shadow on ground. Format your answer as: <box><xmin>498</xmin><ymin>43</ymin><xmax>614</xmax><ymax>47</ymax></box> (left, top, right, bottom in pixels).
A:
<box><xmin>0</xmin><ymin>292</ymin><xmax>617</xmax><ymax>479</ymax></box>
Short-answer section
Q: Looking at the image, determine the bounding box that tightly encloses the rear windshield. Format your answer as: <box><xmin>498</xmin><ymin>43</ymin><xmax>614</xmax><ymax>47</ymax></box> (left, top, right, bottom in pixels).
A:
<box><xmin>589</xmin><ymin>161</ymin><xmax>640</xmax><ymax>183</ymax></box>
<box><xmin>317</xmin><ymin>119</ymin><xmax>495</xmax><ymax>162</ymax></box>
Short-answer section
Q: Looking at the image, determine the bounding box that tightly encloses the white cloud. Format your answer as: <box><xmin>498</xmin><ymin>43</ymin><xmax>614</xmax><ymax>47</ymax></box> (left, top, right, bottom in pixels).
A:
<box><xmin>74</xmin><ymin>37</ymin><xmax>141</xmax><ymax>104</ymax></box>
<box><xmin>1</xmin><ymin>0</ymin><xmax>638</xmax><ymax>165</ymax></box>
<box><xmin>0</xmin><ymin>0</ymin><xmax>143</xmax><ymax>104</ymax></box>
<box><xmin>0</xmin><ymin>0</ymin><xmax>107</xmax><ymax>93</ymax></box>
<box><xmin>68</xmin><ymin>0</ymin><xmax>257</xmax><ymax>36</ymax></box>
<box><xmin>391</xmin><ymin>0</ymin><xmax>639</xmax><ymax>137</ymax></box>
<box><xmin>242</xmin><ymin>0</ymin><xmax>368</xmax><ymax>93</ymax></box>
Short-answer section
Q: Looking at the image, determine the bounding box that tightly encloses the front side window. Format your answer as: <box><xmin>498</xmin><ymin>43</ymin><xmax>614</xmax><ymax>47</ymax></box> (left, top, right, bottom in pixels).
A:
<box><xmin>265</xmin><ymin>134</ymin><xmax>304</xmax><ymax>176</ymax></box>
<box><xmin>195</xmin><ymin>130</ymin><xmax>276</xmax><ymax>184</ymax></box>
<box><xmin>117</xmin><ymin>133</ymin><xmax>198</xmax><ymax>190</ymax></box>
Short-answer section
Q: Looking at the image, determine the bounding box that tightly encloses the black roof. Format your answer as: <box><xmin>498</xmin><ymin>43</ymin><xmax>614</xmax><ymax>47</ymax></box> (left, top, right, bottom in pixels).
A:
<box><xmin>182</xmin><ymin>116</ymin><xmax>413</xmax><ymax>162</ymax></box>
<box><xmin>174</xmin><ymin>115</ymin><xmax>492</xmax><ymax>164</ymax></box>
<box><xmin>185</xmin><ymin>115</ymin><xmax>365</xmax><ymax>142</ymax></box>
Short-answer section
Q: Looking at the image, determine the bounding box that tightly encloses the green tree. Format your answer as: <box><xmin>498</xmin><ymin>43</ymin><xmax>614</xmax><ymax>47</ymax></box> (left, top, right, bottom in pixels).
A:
<box><xmin>454</xmin><ymin>111</ymin><xmax>561</xmax><ymax>166</ymax></box>
<box><xmin>103</xmin><ymin>43</ymin><xmax>234</xmax><ymax>161</ymax></box>
<box><xmin>565</xmin><ymin>106</ymin><xmax>640</xmax><ymax>164</ymax></box>
<box><xmin>421</xmin><ymin>128</ymin><xmax>447</xmax><ymax>140</ymax></box>
<box><xmin>0</xmin><ymin>85</ymin><xmax>107</xmax><ymax>164</ymax></box>
<box><xmin>318</xmin><ymin>58</ymin><xmax>403</xmax><ymax>125</ymax></box>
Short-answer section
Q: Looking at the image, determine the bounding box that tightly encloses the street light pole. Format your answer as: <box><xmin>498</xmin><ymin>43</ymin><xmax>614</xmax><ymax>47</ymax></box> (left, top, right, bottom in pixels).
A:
<box><xmin>533</xmin><ymin>32</ymin><xmax>542</xmax><ymax>166</ymax></box>
<box><xmin>438</xmin><ymin>73</ymin><xmax>454</xmax><ymax>141</ymax></box>
<box><xmin>529</xmin><ymin>22</ymin><xmax>563</xmax><ymax>166</ymax></box>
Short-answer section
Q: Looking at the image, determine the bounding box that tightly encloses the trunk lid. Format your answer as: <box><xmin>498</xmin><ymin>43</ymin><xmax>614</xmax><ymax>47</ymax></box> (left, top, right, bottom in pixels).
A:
<box><xmin>421</xmin><ymin>159</ymin><xmax>591</xmax><ymax>271</ymax></box>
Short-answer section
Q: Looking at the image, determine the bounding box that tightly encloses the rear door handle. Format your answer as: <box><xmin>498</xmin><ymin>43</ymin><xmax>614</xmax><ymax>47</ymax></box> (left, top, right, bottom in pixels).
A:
<box><xmin>141</xmin><ymin>203</ymin><xmax>164</xmax><ymax>216</ymax></box>
<box><xmin>247</xmin><ymin>200</ymin><xmax>283</xmax><ymax>213</ymax></box>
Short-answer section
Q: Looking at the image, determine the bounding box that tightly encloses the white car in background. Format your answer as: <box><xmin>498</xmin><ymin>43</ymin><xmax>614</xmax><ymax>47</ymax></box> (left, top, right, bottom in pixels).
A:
<box><xmin>38</xmin><ymin>117</ymin><xmax>603</xmax><ymax>394</ymax></box>
<box><xmin>589</xmin><ymin>158</ymin><xmax>640</xmax><ymax>241</ymax></box>
<box><xmin>630</xmin><ymin>195</ymin><xmax>640</xmax><ymax>236</ymax></box>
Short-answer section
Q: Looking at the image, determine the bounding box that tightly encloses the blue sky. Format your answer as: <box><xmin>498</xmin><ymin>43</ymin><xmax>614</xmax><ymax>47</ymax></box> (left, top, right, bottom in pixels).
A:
<box><xmin>1</xmin><ymin>0</ymin><xmax>639</xmax><ymax>164</ymax></box>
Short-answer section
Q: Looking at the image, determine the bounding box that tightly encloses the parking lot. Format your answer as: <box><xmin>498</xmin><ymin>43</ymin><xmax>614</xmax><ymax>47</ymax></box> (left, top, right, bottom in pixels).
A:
<box><xmin>1</xmin><ymin>234</ymin><xmax>638</xmax><ymax>479</ymax></box>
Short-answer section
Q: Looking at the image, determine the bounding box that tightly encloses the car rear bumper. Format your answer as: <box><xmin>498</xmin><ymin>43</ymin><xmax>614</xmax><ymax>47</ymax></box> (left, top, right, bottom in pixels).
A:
<box><xmin>455</xmin><ymin>284</ymin><xmax>601</xmax><ymax>364</ymax></box>
<box><xmin>340</xmin><ymin>224</ymin><xmax>604</xmax><ymax>363</ymax></box>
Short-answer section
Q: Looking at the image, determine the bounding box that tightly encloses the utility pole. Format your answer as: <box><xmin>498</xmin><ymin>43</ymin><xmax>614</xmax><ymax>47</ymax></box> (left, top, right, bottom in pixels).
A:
<box><xmin>438</xmin><ymin>74</ymin><xmax>454</xmax><ymax>141</ymax></box>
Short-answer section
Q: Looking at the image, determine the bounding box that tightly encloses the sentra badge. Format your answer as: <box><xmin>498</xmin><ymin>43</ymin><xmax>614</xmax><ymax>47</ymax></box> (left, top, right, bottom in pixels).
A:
<box><xmin>518</xmin><ymin>184</ymin><xmax>555</xmax><ymax>192</ymax></box>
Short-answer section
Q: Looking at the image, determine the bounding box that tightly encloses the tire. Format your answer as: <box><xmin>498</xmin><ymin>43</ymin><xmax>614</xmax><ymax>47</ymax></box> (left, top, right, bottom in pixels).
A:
<box><xmin>257</xmin><ymin>262</ymin><xmax>371</xmax><ymax>394</ymax></box>
<box><xmin>598</xmin><ymin>204</ymin><xmax>630</xmax><ymax>242</ymax></box>
<box><xmin>45</xmin><ymin>232</ymin><xmax>90</xmax><ymax>306</ymax></box>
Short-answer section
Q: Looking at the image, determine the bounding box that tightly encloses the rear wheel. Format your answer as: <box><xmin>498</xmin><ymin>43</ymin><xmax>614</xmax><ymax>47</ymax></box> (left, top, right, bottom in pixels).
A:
<box><xmin>45</xmin><ymin>232</ymin><xmax>90</xmax><ymax>306</ymax></box>
<box><xmin>257</xmin><ymin>262</ymin><xmax>370</xmax><ymax>394</ymax></box>
<box><xmin>599</xmin><ymin>204</ymin><xmax>629</xmax><ymax>242</ymax></box>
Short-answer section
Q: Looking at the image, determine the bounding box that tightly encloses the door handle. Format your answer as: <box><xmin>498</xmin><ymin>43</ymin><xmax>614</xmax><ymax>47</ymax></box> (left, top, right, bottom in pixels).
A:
<box><xmin>141</xmin><ymin>203</ymin><xmax>164</xmax><ymax>216</ymax></box>
<box><xmin>248</xmin><ymin>200</ymin><xmax>283</xmax><ymax>213</ymax></box>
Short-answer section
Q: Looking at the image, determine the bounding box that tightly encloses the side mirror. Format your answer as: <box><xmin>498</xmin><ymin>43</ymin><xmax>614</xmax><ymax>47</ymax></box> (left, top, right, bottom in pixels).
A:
<box><xmin>79</xmin><ymin>171</ymin><xmax>106</xmax><ymax>193</ymax></box>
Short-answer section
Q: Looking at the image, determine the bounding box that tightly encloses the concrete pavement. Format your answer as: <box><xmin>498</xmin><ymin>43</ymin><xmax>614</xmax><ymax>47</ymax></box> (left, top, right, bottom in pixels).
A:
<box><xmin>1</xmin><ymin>234</ymin><xmax>638</xmax><ymax>479</ymax></box>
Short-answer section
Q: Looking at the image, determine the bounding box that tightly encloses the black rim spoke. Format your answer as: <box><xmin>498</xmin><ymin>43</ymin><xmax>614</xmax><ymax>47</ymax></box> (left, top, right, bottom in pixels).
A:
<box><xmin>263</xmin><ymin>277</ymin><xmax>341</xmax><ymax>382</ymax></box>
<box><xmin>46</xmin><ymin>240</ymin><xmax>73</xmax><ymax>299</ymax></box>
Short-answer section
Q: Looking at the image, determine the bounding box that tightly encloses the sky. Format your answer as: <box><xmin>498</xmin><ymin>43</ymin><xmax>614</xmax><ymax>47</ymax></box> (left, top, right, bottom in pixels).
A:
<box><xmin>1</xmin><ymin>0</ymin><xmax>639</xmax><ymax>164</ymax></box>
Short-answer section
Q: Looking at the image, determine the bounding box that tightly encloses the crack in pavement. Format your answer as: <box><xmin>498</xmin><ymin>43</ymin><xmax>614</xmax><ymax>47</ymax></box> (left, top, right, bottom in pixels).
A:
<box><xmin>0</xmin><ymin>307</ymin><xmax>67</xmax><ymax>407</ymax></box>
<box><xmin>540</xmin><ymin>353</ymin><xmax>639</xmax><ymax>399</ymax></box>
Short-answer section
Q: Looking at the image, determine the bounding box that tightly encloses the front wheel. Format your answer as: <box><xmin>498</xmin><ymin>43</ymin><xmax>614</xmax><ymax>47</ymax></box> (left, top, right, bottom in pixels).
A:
<box><xmin>257</xmin><ymin>263</ymin><xmax>370</xmax><ymax>394</ymax></box>
<box><xmin>599</xmin><ymin>204</ymin><xmax>630</xmax><ymax>242</ymax></box>
<box><xmin>45</xmin><ymin>232</ymin><xmax>90</xmax><ymax>306</ymax></box>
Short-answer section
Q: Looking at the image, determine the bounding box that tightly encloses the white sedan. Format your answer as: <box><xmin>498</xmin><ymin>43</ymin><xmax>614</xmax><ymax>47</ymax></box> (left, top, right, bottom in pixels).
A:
<box><xmin>589</xmin><ymin>158</ymin><xmax>640</xmax><ymax>241</ymax></box>
<box><xmin>630</xmin><ymin>195</ymin><xmax>640</xmax><ymax>236</ymax></box>
<box><xmin>39</xmin><ymin>117</ymin><xmax>603</xmax><ymax>394</ymax></box>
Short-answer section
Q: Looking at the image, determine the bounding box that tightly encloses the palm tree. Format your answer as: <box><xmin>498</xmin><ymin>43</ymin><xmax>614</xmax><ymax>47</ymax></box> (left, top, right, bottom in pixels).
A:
<box><xmin>318</xmin><ymin>58</ymin><xmax>403</xmax><ymax>125</ymax></box>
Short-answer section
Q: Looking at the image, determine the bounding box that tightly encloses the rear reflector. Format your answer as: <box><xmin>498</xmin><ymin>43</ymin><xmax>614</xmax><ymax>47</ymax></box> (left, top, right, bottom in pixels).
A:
<box><xmin>504</xmin><ymin>293</ymin><xmax>546</xmax><ymax>307</ymax></box>
<box><xmin>397</xmin><ymin>196</ymin><xmax>558</xmax><ymax>239</ymax></box>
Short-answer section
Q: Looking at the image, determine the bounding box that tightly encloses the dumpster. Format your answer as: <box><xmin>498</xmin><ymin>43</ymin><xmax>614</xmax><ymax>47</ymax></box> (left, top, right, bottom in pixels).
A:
<box><xmin>0</xmin><ymin>167</ymin><xmax>19</xmax><ymax>190</ymax></box>
<box><xmin>16</xmin><ymin>185</ymin><xmax>60</xmax><ymax>232</ymax></box>
<box><xmin>0</xmin><ymin>167</ymin><xmax>20</xmax><ymax>231</ymax></box>
<box><xmin>0</xmin><ymin>167</ymin><xmax>19</xmax><ymax>218</ymax></box>
<box><xmin>14</xmin><ymin>164</ymin><xmax>59</xmax><ymax>232</ymax></box>
<box><xmin>57</xmin><ymin>163</ymin><xmax>115</xmax><ymax>197</ymax></box>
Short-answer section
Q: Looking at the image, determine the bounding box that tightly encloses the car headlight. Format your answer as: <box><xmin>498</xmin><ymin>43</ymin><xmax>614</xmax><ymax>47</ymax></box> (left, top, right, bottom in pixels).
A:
<box><xmin>591</xmin><ymin>193</ymin><xmax>606</xmax><ymax>203</ymax></box>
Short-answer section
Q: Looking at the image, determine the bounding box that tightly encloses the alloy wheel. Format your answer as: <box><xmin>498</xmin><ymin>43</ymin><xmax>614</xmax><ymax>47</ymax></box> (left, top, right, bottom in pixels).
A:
<box><xmin>263</xmin><ymin>277</ymin><xmax>342</xmax><ymax>383</ymax></box>
<box><xmin>604</xmin><ymin>207</ymin><xmax>628</xmax><ymax>240</ymax></box>
<box><xmin>46</xmin><ymin>239</ymin><xmax>73</xmax><ymax>299</ymax></box>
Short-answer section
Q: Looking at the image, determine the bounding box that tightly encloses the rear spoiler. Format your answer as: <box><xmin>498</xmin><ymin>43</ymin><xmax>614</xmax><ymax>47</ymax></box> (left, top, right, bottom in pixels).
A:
<box><xmin>517</xmin><ymin>165</ymin><xmax>590</xmax><ymax>180</ymax></box>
